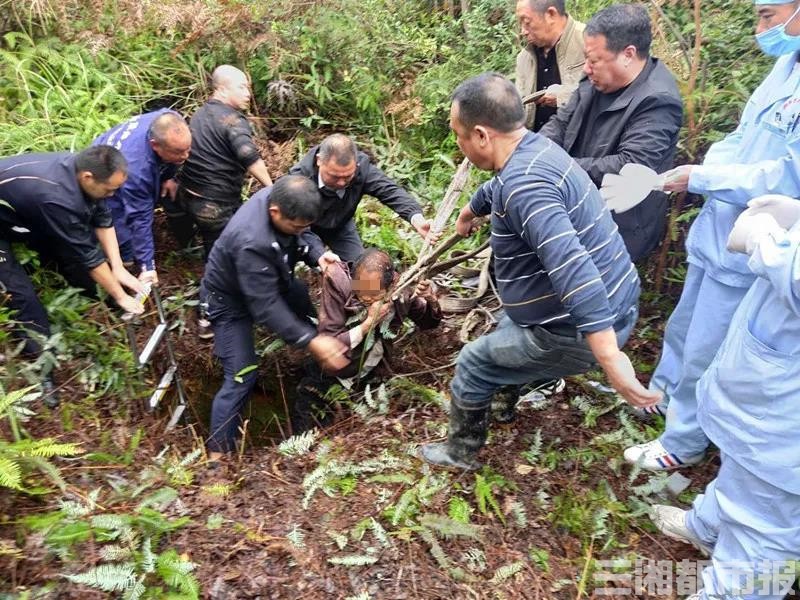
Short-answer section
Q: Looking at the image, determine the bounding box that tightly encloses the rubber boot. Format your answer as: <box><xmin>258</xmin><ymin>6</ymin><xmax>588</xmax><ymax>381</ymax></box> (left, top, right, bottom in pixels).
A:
<box><xmin>491</xmin><ymin>385</ymin><xmax>521</xmax><ymax>424</ymax></box>
<box><xmin>420</xmin><ymin>401</ymin><xmax>489</xmax><ymax>470</ymax></box>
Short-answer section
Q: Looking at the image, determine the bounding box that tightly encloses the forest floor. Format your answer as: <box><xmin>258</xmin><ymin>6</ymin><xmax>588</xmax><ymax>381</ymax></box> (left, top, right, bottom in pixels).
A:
<box><xmin>0</xmin><ymin>152</ymin><xmax>719</xmax><ymax>600</ymax></box>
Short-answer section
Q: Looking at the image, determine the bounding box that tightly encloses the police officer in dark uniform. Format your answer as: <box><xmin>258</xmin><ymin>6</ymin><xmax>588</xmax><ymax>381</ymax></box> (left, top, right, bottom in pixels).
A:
<box><xmin>0</xmin><ymin>146</ymin><xmax>145</xmax><ymax>406</ymax></box>
<box><xmin>201</xmin><ymin>175</ymin><xmax>347</xmax><ymax>461</ymax></box>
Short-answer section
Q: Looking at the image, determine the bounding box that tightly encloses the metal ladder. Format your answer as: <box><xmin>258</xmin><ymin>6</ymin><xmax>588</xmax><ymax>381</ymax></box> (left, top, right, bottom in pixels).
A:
<box><xmin>123</xmin><ymin>285</ymin><xmax>188</xmax><ymax>430</ymax></box>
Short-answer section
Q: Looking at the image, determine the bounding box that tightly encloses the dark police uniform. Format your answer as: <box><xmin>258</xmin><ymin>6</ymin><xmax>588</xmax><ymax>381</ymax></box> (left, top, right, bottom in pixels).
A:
<box><xmin>289</xmin><ymin>145</ymin><xmax>423</xmax><ymax>262</ymax></box>
<box><xmin>201</xmin><ymin>186</ymin><xmax>325</xmax><ymax>453</ymax></box>
<box><xmin>0</xmin><ymin>152</ymin><xmax>113</xmax><ymax>354</ymax></box>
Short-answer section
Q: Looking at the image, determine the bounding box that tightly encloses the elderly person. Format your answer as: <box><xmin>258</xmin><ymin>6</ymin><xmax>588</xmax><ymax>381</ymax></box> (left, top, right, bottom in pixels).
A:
<box><xmin>514</xmin><ymin>0</ymin><xmax>585</xmax><ymax>131</ymax></box>
<box><xmin>291</xmin><ymin>248</ymin><xmax>442</xmax><ymax>432</ymax></box>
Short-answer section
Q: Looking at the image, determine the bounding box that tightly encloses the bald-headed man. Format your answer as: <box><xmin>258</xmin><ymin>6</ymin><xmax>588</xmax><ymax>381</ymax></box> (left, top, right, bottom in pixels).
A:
<box><xmin>93</xmin><ymin>109</ymin><xmax>191</xmax><ymax>283</ymax></box>
<box><xmin>175</xmin><ymin>65</ymin><xmax>274</xmax><ymax>260</ymax></box>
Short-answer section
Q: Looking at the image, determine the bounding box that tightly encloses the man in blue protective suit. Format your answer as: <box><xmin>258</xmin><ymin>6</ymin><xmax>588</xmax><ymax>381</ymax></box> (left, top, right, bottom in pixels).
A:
<box><xmin>649</xmin><ymin>195</ymin><xmax>800</xmax><ymax>600</ymax></box>
<box><xmin>93</xmin><ymin>110</ymin><xmax>192</xmax><ymax>284</ymax></box>
<box><xmin>624</xmin><ymin>0</ymin><xmax>800</xmax><ymax>471</ymax></box>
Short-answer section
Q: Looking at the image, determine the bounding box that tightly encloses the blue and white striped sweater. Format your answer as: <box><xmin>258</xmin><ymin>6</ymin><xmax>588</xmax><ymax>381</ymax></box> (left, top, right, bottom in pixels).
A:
<box><xmin>469</xmin><ymin>132</ymin><xmax>639</xmax><ymax>333</ymax></box>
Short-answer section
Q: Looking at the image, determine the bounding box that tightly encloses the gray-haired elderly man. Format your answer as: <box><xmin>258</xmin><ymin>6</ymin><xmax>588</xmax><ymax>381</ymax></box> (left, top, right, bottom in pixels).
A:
<box><xmin>289</xmin><ymin>133</ymin><xmax>433</xmax><ymax>262</ymax></box>
<box><xmin>539</xmin><ymin>3</ymin><xmax>683</xmax><ymax>262</ymax></box>
<box><xmin>514</xmin><ymin>0</ymin><xmax>586</xmax><ymax>131</ymax></box>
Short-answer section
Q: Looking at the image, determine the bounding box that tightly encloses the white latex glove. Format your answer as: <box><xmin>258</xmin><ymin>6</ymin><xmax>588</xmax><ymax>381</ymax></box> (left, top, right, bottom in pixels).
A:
<box><xmin>746</xmin><ymin>194</ymin><xmax>800</xmax><ymax>229</ymax></box>
<box><xmin>726</xmin><ymin>210</ymin><xmax>785</xmax><ymax>255</ymax></box>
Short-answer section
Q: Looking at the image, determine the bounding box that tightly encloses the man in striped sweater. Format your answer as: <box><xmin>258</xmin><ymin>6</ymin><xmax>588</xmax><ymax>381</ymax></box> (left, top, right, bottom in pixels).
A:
<box><xmin>421</xmin><ymin>72</ymin><xmax>661</xmax><ymax>470</ymax></box>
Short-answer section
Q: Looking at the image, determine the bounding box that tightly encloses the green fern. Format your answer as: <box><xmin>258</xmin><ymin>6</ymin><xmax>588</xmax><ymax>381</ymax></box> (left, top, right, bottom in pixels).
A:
<box><xmin>286</xmin><ymin>524</ymin><xmax>306</xmax><ymax>548</ymax></box>
<box><xmin>448</xmin><ymin>496</ymin><xmax>472</xmax><ymax>524</ymax></box>
<box><xmin>155</xmin><ymin>549</ymin><xmax>199</xmax><ymax>596</ymax></box>
<box><xmin>418</xmin><ymin>514</ymin><xmax>482</xmax><ymax>540</ymax></box>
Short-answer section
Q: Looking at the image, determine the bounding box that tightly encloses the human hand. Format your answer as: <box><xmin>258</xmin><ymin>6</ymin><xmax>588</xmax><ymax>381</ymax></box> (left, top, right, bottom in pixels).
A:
<box><xmin>117</xmin><ymin>293</ymin><xmax>145</xmax><ymax>316</ymax></box>
<box><xmin>746</xmin><ymin>194</ymin><xmax>800</xmax><ymax>229</ymax></box>
<box><xmin>113</xmin><ymin>266</ymin><xmax>145</xmax><ymax>294</ymax></box>
<box><xmin>365</xmin><ymin>299</ymin><xmax>392</xmax><ymax>327</ymax></box>
<box><xmin>413</xmin><ymin>279</ymin><xmax>435</xmax><ymax>300</ymax></box>
<box><xmin>535</xmin><ymin>94</ymin><xmax>558</xmax><ymax>107</ymax></box>
<box><xmin>726</xmin><ymin>210</ymin><xmax>785</xmax><ymax>255</ymax></box>
<box><xmin>455</xmin><ymin>205</ymin><xmax>479</xmax><ymax>237</ymax></box>
<box><xmin>410</xmin><ymin>214</ymin><xmax>439</xmax><ymax>244</ymax></box>
<box><xmin>308</xmin><ymin>335</ymin><xmax>349</xmax><ymax>372</ymax></box>
<box><xmin>602</xmin><ymin>351</ymin><xmax>663</xmax><ymax>408</ymax></box>
<box><xmin>318</xmin><ymin>251</ymin><xmax>340</xmax><ymax>273</ymax></box>
<box><xmin>160</xmin><ymin>179</ymin><xmax>178</xmax><ymax>200</ymax></box>
<box><xmin>660</xmin><ymin>165</ymin><xmax>693</xmax><ymax>193</ymax></box>
<box><xmin>139</xmin><ymin>269</ymin><xmax>158</xmax><ymax>285</ymax></box>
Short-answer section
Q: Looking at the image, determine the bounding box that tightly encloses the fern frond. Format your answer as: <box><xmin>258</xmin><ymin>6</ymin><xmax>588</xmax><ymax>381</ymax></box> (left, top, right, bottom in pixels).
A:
<box><xmin>140</xmin><ymin>537</ymin><xmax>155</xmax><ymax>573</ymax></box>
<box><xmin>278</xmin><ymin>430</ymin><xmax>319</xmax><ymax>457</ymax></box>
<box><xmin>63</xmin><ymin>562</ymin><xmax>136</xmax><ymax>591</ymax></box>
<box><xmin>91</xmin><ymin>514</ymin><xmax>132</xmax><ymax>533</ymax></box>
<box><xmin>136</xmin><ymin>487</ymin><xmax>178</xmax><ymax>511</ymax></box>
<box><xmin>286</xmin><ymin>524</ymin><xmax>305</xmax><ymax>548</ymax></box>
<box><xmin>419</xmin><ymin>514</ymin><xmax>482</xmax><ymax>540</ymax></box>
<box><xmin>23</xmin><ymin>439</ymin><xmax>82</xmax><ymax>458</ymax></box>
<box><xmin>489</xmin><ymin>561</ymin><xmax>525</xmax><ymax>583</ymax></box>
<box><xmin>327</xmin><ymin>554</ymin><xmax>378</xmax><ymax>566</ymax></box>
<box><xmin>98</xmin><ymin>544</ymin><xmax>131</xmax><ymax>561</ymax></box>
<box><xmin>0</xmin><ymin>457</ymin><xmax>22</xmax><ymax>489</ymax></box>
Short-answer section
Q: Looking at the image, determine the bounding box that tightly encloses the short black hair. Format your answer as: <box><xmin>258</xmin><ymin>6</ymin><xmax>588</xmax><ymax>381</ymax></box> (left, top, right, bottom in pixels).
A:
<box><xmin>451</xmin><ymin>72</ymin><xmax>525</xmax><ymax>133</ymax></box>
<box><xmin>318</xmin><ymin>133</ymin><xmax>357</xmax><ymax>166</ymax></box>
<box><xmin>269</xmin><ymin>175</ymin><xmax>321</xmax><ymax>222</ymax></box>
<box><xmin>75</xmin><ymin>145</ymin><xmax>128</xmax><ymax>181</ymax></box>
<box><xmin>585</xmin><ymin>3</ymin><xmax>652</xmax><ymax>59</ymax></box>
<box><xmin>353</xmin><ymin>248</ymin><xmax>396</xmax><ymax>290</ymax></box>
<box><xmin>524</xmin><ymin>0</ymin><xmax>566</xmax><ymax>16</ymax></box>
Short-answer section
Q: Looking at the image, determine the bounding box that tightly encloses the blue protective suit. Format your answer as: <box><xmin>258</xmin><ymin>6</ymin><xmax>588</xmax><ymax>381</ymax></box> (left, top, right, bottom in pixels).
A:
<box><xmin>650</xmin><ymin>51</ymin><xmax>800</xmax><ymax>459</ymax></box>
<box><xmin>685</xmin><ymin>224</ymin><xmax>800</xmax><ymax>600</ymax></box>
<box><xmin>93</xmin><ymin>109</ymin><xmax>179</xmax><ymax>271</ymax></box>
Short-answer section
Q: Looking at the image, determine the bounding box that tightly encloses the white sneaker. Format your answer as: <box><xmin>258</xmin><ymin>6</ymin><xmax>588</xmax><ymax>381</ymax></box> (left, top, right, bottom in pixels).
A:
<box><xmin>650</xmin><ymin>505</ymin><xmax>713</xmax><ymax>556</ymax></box>
<box><xmin>623</xmin><ymin>438</ymin><xmax>704</xmax><ymax>471</ymax></box>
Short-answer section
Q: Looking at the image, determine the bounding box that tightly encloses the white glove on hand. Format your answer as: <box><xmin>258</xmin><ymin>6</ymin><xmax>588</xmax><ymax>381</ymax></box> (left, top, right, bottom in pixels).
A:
<box><xmin>746</xmin><ymin>194</ymin><xmax>800</xmax><ymax>229</ymax></box>
<box><xmin>726</xmin><ymin>210</ymin><xmax>785</xmax><ymax>255</ymax></box>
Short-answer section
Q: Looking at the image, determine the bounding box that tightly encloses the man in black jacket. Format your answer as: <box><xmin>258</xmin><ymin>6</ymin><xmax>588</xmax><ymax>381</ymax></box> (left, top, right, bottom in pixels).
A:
<box><xmin>175</xmin><ymin>65</ymin><xmax>274</xmax><ymax>260</ymax></box>
<box><xmin>288</xmin><ymin>134</ymin><xmax>433</xmax><ymax>262</ymax></box>
<box><xmin>0</xmin><ymin>146</ymin><xmax>145</xmax><ymax>406</ymax></box>
<box><xmin>539</xmin><ymin>3</ymin><xmax>683</xmax><ymax>262</ymax></box>
<box><xmin>201</xmin><ymin>175</ymin><xmax>347</xmax><ymax>460</ymax></box>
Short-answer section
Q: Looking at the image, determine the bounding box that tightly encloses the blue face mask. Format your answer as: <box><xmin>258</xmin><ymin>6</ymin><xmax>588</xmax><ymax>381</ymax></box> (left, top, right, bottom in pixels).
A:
<box><xmin>756</xmin><ymin>5</ymin><xmax>800</xmax><ymax>56</ymax></box>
